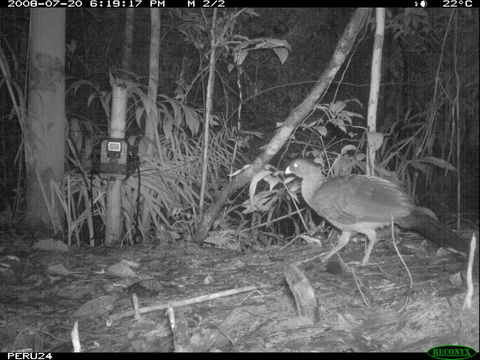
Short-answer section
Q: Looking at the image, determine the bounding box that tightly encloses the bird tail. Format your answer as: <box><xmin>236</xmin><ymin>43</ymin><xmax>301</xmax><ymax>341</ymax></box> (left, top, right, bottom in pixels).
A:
<box><xmin>396</xmin><ymin>208</ymin><xmax>468</xmax><ymax>256</ymax></box>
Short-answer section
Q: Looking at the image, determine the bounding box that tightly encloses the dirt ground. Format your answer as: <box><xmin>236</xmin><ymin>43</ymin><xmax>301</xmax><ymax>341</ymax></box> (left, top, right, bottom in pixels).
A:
<box><xmin>0</xmin><ymin>228</ymin><xmax>478</xmax><ymax>353</ymax></box>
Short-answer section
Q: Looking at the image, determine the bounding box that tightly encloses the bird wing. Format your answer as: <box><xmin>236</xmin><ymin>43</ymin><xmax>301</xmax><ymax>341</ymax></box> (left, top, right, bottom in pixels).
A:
<box><xmin>305</xmin><ymin>175</ymin><xmax>413</xmax><ymax>226</ymax></box>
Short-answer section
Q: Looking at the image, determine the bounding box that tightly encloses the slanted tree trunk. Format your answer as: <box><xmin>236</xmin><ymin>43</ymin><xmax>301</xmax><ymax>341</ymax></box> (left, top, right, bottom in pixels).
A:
<box><xmin>193</xmin><ymin>8</ymin><xmax>372</xmax><ymax>242</ymax></box>
<box><xmin>25</xmin><ymin>9</ymin><xmax>66</xmax><ymax>234</ymax></box>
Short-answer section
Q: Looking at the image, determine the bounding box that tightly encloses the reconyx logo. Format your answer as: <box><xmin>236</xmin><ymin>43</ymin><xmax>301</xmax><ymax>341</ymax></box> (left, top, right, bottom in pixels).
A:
<box><xmin>427</xmin><ymin>345</ymin><xmax>477</xmax><ymax>360</ymax></box>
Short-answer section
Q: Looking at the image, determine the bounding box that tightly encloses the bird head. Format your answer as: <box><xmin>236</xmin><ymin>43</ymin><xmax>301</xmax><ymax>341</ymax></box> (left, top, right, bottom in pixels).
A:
<box><xmin>285</xmin><ymin>159</ymin><xmax>323</xmax><ymax>179</ymax></box>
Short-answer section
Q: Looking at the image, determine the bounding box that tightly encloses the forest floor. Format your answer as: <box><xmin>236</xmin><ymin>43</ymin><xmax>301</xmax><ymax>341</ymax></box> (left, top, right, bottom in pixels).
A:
<box><xmin>0</xmin><ymin>228</ymin><xmax>478</xmax><ymax>353</ymax></box>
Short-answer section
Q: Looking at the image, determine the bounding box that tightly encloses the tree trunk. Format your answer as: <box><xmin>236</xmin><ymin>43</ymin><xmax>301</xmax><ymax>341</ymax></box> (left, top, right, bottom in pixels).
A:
<box><xmin>193</xmin><ymin>8</ymin><xmax>372</xmax><ymax>242</ymax></box>
<box><xmin>25</xmin><ymin>9</ymin><xmax>66</xmax><ymax>234</ymax></box>
<box><xmin>139</xmin><ymin>9</ymin><xmax>161</xmax><ymax>234</ymax></box>
<box><xmin>366</xmin><ymin>8</ymin><xmax>385</xmax><ymax>176</ymax></box>
<box><xmin>122</xmin><ymin>9</ymin><xmax>135</xmax><ymax>71</ymax></box>
<box><xmin>199</xmin><ymin>9</ymin><xmax>218</xmax><ymax>218</ymax></box>
<box><xmin>104</xmin><ymin>81</ymin><xmax>128</xmax><ymax>245</ymax></box>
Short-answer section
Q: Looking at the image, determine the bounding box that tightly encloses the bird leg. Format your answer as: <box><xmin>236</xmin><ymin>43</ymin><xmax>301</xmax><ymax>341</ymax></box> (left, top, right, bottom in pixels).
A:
<box><xmin>321</xmin><ymin>231</ymin><xmax>352</xmax><ymax>263</ymax></box>
<box><xmin>361</xmin><ymin>229</ymin><xmax>377</xmax><ymax>266</ymax></box>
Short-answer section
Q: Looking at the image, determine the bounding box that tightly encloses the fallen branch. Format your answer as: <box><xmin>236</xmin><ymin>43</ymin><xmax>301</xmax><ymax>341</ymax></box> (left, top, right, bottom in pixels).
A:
<box><xmin>463</xmin><ymin>233</ymin><xmax>476</xmax><ymax>310</ymax></box>
<box><xmin>106</xmin><ymin>284</ymin><xmax>266</xmax><ymax>326</ymax></box>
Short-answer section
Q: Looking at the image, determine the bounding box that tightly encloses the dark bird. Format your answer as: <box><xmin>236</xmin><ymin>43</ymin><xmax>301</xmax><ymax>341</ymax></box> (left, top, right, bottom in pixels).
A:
<box><xmin>285</xmin><ymin>159</ymin><xmax>467</xmax><ymax>265</ymax></box>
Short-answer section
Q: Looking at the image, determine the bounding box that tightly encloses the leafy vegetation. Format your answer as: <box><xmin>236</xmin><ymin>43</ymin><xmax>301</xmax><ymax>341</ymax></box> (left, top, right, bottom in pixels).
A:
<box><xmin>0</xmin><ymin>8</ymin><xmax>477</xmax><ymax>246</ymax></box>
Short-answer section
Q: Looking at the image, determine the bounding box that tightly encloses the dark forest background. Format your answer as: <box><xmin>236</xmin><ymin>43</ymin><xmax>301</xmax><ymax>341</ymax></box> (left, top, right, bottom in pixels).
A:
<box><xmin>0</xmin><ymin>8</ymin><xmax>478</xmax><ymax>245</ymax></box>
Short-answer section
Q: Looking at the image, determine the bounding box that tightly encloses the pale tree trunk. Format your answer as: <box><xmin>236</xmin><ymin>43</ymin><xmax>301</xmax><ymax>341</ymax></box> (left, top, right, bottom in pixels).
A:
<box><xmin>366</xmin><ymin>8</ymin><xmax>385</xmax><ymax>176</ymax></box>
<box><xmin>104</xmin><ymin>81</ymin><xmax>128</xmax><ymax>245</ymax></box>
<box><xmin>25</xmin><ymin>9</ymin><xmax>66</xmax><ymax>234</ymax></box>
